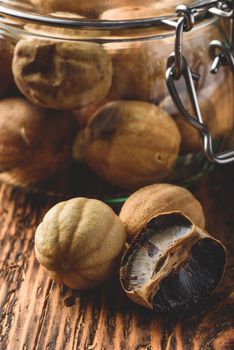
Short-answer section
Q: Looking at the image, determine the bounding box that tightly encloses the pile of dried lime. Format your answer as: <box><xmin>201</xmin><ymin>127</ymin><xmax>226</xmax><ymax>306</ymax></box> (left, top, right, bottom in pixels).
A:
<box><xmin>0</xmin><ymin>21</ymin><xmax>231</xmax><ymax>189</ymax></box>
<box><xmin>35</xmin><ymin>183</ymin><xmax>226</xmax><ymax>313</ymax></box>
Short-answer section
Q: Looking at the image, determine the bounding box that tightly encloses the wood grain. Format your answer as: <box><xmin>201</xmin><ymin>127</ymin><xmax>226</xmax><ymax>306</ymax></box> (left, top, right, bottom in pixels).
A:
<box><xmin>0</xmin><ymin>164</ymin><xmax>233</xmax><ymax>350</ymax></box>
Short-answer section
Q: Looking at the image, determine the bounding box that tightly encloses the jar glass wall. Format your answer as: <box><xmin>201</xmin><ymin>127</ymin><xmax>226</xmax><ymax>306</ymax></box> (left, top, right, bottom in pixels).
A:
<box><xmin>0</xmin><ymin>0</ymin><xmax>233</xmax><ymax>200</ymax></box>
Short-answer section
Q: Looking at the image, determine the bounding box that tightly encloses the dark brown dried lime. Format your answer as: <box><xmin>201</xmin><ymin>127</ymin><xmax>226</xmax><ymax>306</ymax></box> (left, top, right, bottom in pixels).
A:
<box><xmin>120</xmin><ymin>212</ymin><xmax>226</xmax><ymax>313</ymax></box>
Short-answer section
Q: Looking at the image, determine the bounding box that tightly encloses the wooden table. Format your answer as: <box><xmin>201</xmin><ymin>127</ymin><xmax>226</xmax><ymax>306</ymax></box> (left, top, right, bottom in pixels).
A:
<box><xmin>0</xmin><ymin>164</ymin><xmax>233</xmax><ymax>350</ymax></box>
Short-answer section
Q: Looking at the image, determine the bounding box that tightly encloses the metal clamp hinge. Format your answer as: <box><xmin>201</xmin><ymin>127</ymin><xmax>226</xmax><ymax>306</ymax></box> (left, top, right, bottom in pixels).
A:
<box><xmin>166</xmin><ymin>1</ymin><xmax>234</xmax><ymax>164</ymax></box>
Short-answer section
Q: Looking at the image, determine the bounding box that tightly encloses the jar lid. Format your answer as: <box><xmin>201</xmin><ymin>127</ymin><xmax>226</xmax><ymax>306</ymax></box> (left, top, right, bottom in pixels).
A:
<box><xmin>0</xmin><ymin>0</ymin><xmax>214</xmax><ymax>42</ymax></box>
<box><xmin>0</xmin><ymin>0</ymin><xmax>197</xmax><ymax>21</ymax></box>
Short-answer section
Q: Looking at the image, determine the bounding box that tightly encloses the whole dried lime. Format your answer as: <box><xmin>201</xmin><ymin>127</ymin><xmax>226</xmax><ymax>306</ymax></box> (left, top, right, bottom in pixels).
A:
<box><xmin>73</xmin><ymin>101</ymin><xmax>181</xmax><ymax>189</ymax></box>
<box><xmin>12</xmin><ymin>39</ymin><xmax>112</xmax><ymax>110</ymax></box>
<box><xmin>35</xmin><ymin>197</ymin><xmax>126</xmax><ymax>289</ymax></box>
<box><xmin>0</xmin><ymin>97</ymin><xmax>77</xmax><ymax>186</ymax></box>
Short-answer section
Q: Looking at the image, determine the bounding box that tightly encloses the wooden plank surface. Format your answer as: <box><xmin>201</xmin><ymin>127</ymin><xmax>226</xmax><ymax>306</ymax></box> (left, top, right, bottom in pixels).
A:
<box><xmin>0</xmin><ymin>164</ymin><xmax>233</xmax><ymax>350</ymax></box>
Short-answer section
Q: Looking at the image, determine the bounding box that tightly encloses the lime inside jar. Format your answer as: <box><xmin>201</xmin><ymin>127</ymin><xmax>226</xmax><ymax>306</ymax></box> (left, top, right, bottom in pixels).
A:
<box><xmin>0</xmin><ymin>0</ymin><xmax>233</xmax><ymax>201</ymax></box>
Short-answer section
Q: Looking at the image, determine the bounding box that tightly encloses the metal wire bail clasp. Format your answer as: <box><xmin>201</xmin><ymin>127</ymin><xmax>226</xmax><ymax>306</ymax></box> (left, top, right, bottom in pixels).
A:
<box><xmin>170</xmin><ymin>5</ymin><xmax>195</xmax><ymax>79</ymax></box>
<box><xmin>209</xmin><ymin>0</ymin><xmax>234</xmax><ymax>73</ymax></box>
<box><xmin>166</xmin><ymin>2</ymin><xmax>234</xmax><ymax>164</ymax></box>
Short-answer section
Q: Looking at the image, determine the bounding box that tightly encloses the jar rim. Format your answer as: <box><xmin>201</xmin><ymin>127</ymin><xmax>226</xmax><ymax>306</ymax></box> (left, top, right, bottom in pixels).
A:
<box><xmin>0</xmin><ymin>0</ymin><xmax>214</xmax><ymax>30</ymax></box>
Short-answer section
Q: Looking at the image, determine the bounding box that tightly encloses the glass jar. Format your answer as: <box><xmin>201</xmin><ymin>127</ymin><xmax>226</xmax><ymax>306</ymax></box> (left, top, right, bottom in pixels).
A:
<box><xmin>0</xmin><ymin>0</ymin><xmax>233</xmax><ymax>201</ymax></box>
